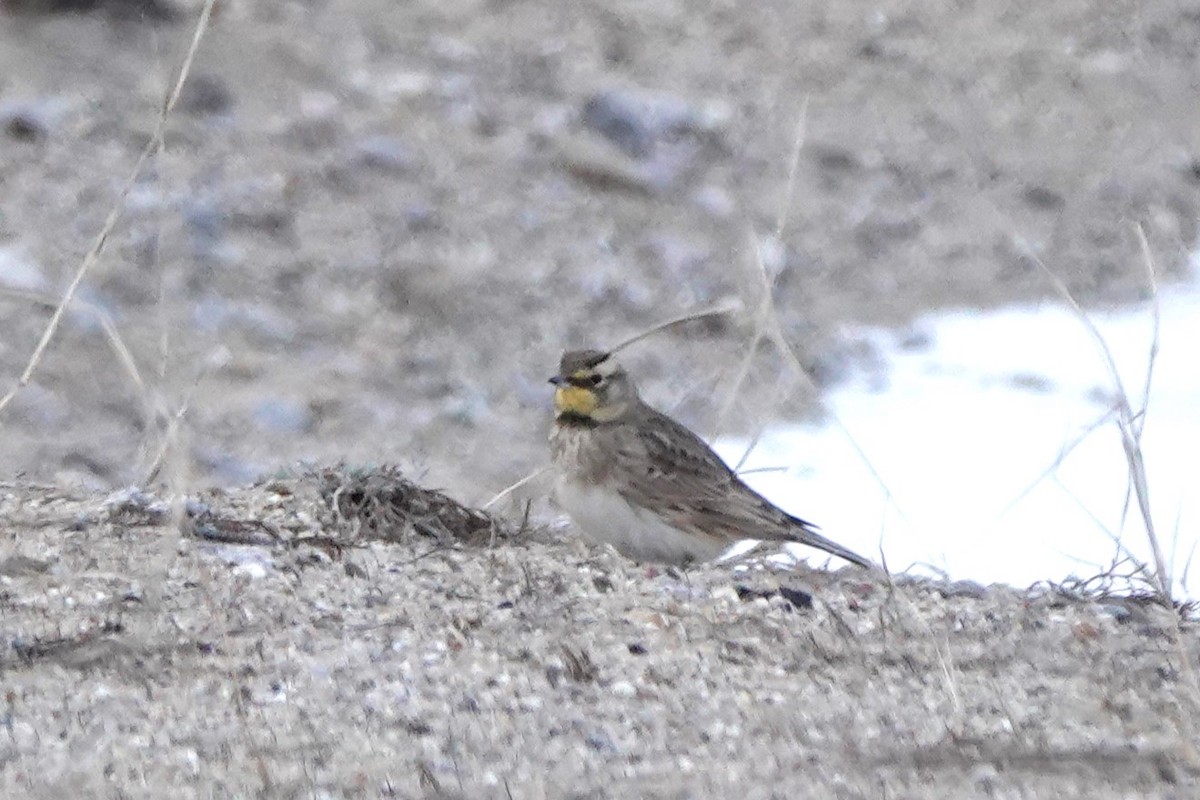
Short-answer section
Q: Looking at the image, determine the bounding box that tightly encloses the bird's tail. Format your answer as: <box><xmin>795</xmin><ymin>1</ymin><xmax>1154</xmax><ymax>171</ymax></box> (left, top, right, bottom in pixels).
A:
<box><xmin>785</xmin><ymin>517</ymin><xmax>875</xmax><ymax>570</ymax></box>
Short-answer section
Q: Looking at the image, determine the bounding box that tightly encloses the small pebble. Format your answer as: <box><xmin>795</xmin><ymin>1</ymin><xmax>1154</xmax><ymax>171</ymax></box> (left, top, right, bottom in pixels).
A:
<box><xmin>178</xmin><ymin>74</ymin><xmax>235</xmax><ymax>116</ymax></box>
<box><xmin>585</xmin><ymin>729</ymin><xmax>619</xmax><ymax>754</ymax></box>
<box><xmin>778</xmin><ymin>586</ymin><xmax>813</xmax><ymax>610</ymax></box>
<box><xmin>1098</xmin><ymin>603</ymin><xmax>1133</xmax><ymax>623</ymax></box>
<box><xmin>1008</xmin><ymin>372</ymin><xmax>1055</xmax><ymax>393</ymax></box>
<box><xmin>0</xmin><ymin>555</ymin><xmax>53</xmax><ymax>578</ymax></box>
<box><xmin>0</xmin><ymin>97</ymin><xmax>68</xmax><ymax>141</ymax></box>
<box><xmin>354</xmin><ymin>135</ymin><xmax>416</xmax><ymax>173</ymax></box>
<box><xmin>735</xmin><ymin>584</ymin><xmax>775</xmax><ymax>602</ymax></box>
<box><xmin>582</xmin><ymin>91</ymin><xmax>655</xmax><ymax>158</ymax></box>
<box><xmin>939</xmin><ymin>580</ymin><xmax>988</xmax><ymax>599</ymax></box>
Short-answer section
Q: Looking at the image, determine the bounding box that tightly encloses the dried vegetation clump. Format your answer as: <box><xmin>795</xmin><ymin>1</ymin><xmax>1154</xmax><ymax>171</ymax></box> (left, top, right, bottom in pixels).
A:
<box><xmin>312</xmin><ymin>463</ymin><xmax>517</xmax><ymax>546</ymax></box>
<box><xmin>41</xmin><ymin>463</ymin><xmax>522</xmax><ymax>553</ymax></box>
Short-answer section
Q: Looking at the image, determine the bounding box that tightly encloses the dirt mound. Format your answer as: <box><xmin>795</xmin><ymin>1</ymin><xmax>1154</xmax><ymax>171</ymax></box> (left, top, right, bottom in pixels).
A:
<box><xmin>2</xmin><ymin>477</ymin><xmax>1197</xmax><ymax>798</ymax></box>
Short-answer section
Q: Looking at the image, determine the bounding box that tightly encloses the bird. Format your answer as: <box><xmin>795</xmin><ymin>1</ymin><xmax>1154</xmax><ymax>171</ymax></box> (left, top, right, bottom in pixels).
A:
<box><xmin>548</xmin><ymin>348</ymin><xmax>873</xmax><ymax>568</ymax></box>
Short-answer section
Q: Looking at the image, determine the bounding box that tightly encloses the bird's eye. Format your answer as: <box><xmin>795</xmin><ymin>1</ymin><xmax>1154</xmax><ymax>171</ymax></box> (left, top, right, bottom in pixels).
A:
<box><xmin>585</xmin><ymin>374</ymin><xmax>603</xmax><ymax>387</ymax></box>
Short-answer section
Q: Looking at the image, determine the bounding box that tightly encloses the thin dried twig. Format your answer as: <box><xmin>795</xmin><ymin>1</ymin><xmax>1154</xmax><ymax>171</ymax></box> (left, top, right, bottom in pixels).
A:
<box><xmin>484</xmin><ymin>465</ymin><xmax>552</xmax><ymax>510</ymax></box>
<box><xmin>607</xmin><ymin>299</ymin><xmax>744</xmax><ymax>356</ymax></box>
<box><xmin>774</xmin><ymin>97</ymin><xmax>809</xmax><ymax>238</ymax></box>
<box><xmin>999</xmin><ymin>404</ymin><xmax>1121</xmax><ymax>518</ymax></box>
<box><xmin>143</xmin><ymin>397</ymin><xmax>194</xmax><ymax>486</ymax></box>
<box><xmin>738</xmin><ymin>225</ymin><xmax>904</xmax><ymax>525</ymax></box>
<box><xmin>716</xmin><ymin>101</ymin><xmax>809</xmax><ymax>449</ymax></box>
<box><xmin>0</xmin><ymin>0</ymin><xmax>217</xmax><ymax>421</ymax></box>
<box><xmin>735</xmin><ymin>466</ymin><xmax>789</xmax><ymax>476</ymax></box>
<box><xmin>0</xmin><ymin>287</ymin><xmax>145</xmax><ymax>394</ymax></box>
<box><xmin>715</xmin><ymin>229</ymin><xmax>776</xmax><ymax>458</ymax></box>
<box><xmin>1051</xmin><ymin>475</ymin><xmax>1163</xmax><ymax>592</ymax></box>
<box><xmin>1133</xmin><ymin>226</ymin><xmax>1160</xmax><ymax>441</ymax></box>
<box><xmin>1025</xmin><ymin>227</ymin><xmax>1171</xmax><ymax>603</ymax></box>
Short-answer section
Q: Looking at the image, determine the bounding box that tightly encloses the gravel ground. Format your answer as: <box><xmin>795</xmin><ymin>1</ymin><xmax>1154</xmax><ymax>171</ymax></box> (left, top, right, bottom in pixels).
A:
<box><xmin>1</xmin><ymin>477</ymin><xmax>1198</xmax><ymax>798</ymax></box>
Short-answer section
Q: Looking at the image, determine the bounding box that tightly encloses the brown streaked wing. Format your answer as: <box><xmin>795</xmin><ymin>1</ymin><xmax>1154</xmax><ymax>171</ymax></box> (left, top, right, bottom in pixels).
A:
<box><xmin>611</xmin><ymin>406</ymin><xmax>799</xmax><ymax>540</ymax></box>
<box><xmin>612</xmin><ymin>404</ymin><xmax>874</xmax><ymax>568</ymax></box>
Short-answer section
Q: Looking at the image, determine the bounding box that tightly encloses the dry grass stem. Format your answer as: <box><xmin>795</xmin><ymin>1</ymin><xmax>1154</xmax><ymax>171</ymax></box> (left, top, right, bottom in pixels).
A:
<box><xmin>731</xmin><ymin>224</ymin><xmax>904</xmax><ymax>527</ymax></box>
<box><xmin>142</xmin><ymin>397</ymin><xmax>193</xmax><ymax>486</ymax></box>
<box><xmin>774</xmin><ymin>97</ymin><xmax>809</xmax><ymax>238</ymax></box>
<box><xmin>1026</xmin><ymin>225</ymin><xmax>1171</xmax><ymax>603</ymax></box>
<box><xmin>1001</xmin><ymin>405</ymin><xmax>1121</xmax><ymax>518</ymax></box>
<box><xmin>483</xmin><ymin>465</ymin><xmax>552</xmax><ymax>510</ymax></box>
<box><xmin>0</xmin><ymin>0</ymin><xmax>217</xmax><ymax>422</ymax></box>
<box><xmin>0</xmin><ymin>287</ymin><xmax>145</xmax><ymax>395</ymax></box>
<box><xmin>607</xmin><ymin>299</ymin><xmax>744</xmax><ymax>356</ymax></box>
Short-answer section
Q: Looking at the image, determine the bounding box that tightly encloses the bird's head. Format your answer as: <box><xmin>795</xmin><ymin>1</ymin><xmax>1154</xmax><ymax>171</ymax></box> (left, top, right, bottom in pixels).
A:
<box><xmin>549</xmin><ymin>349</ymin><xmax>638</xmax><ymax>424</ymax></box>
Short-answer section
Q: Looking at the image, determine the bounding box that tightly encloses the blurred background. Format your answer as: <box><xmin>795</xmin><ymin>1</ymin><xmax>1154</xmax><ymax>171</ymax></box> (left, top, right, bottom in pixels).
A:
<box><xmin>1</xmin><ymin>0</ymin><xmax>1197</xmax><ymax>510</ymax></box>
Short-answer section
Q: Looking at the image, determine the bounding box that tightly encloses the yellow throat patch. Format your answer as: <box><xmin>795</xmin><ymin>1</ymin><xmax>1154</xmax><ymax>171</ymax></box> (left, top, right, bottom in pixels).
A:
<box><xmin>554</xmin><ymin>384</ymin><xmax>597</xmax><ymax>417</ymax></box>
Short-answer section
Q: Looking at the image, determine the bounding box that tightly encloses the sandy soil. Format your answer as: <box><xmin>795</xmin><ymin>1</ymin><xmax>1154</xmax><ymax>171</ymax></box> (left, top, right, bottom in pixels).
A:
<box><xmin>1</xmin><ymin>476</ymin><xmax>1198</xmax><ymax>799</ymax></box>
<box><xmin>2</xmin><ymin>1</ymin><xmax>1200</xmax><ymax>796</ymax></box>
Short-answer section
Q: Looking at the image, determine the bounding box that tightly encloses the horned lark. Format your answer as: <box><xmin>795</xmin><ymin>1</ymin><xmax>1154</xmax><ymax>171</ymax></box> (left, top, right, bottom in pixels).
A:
<box><xmin>548</xmin><ymin>349</ymin><xmax>872</xmax><ymax>568</ymax></box>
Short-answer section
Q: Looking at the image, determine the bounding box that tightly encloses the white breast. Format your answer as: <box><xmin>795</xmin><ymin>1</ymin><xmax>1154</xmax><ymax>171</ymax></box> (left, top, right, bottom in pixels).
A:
<box><xmin>552</xmin><ymin>474</ymin><xmax>727</xmax><ymax>565</ymax></box>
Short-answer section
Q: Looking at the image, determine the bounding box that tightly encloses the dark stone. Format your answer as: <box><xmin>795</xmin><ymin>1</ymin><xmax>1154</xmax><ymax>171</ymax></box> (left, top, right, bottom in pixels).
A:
<box><xmin>778</xmin><ymin>586</ymin><xmax>814</xmax><ymax>611</ymax></box>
